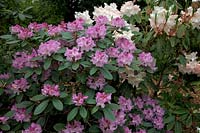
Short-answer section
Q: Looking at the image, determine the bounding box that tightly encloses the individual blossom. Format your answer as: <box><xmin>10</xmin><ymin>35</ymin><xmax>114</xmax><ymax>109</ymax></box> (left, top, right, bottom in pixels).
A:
<box><xmin>115</xmin><ymin>37</ymin><xmax>136</xmax><ymax>52</ymax></box>
<box><xmin>22</xmin><ymin>123</ymin><xmax>42</xmax><ymax>133</ymax></box>
<box><xmin>134</xmin><ymin>97</ymin><xmax>144</xmax><ymax>109</ymax></box>
<box><xmin>10</xmin><ymin>78</ymin><xmax>29</xmax><ymax>94</ymax></box>
<box><xmin>17</xmin><ymin>28</ymin><xmax>33</xmax><ymax>40</ymax></box>
<box><xmin>143</xmin><ymin>108</ymin><xmax>154</xmax><ymax>121</ymax></box>
<box><xmin>38</xmin><ymin>40</ymin><xmax>61</xmax><ymax>56</ymax></box>
<box><xmin>152</xmin><ymin>116</ymin><xmax>164</xmax><ymax>129</ymax></box>
<box><xmin>138</xmin><ymin>52</ymin><xmax>157</xmax><ymax>70</ymax></box>
<box><xmin>111</xmin><ymin>17</ymin><xmax>125</xmax><ymax>28</ymax></box>
<box><xmin>11</xmin><ymin>105</ymin><xmax>31</xmax><ymax>123</ymax></box>
<box><xmin>86</xmin><ymin>24</ymin><xmax>107</xmax><ymax>39</ymax></box>
<box><xmin>41</xmin><ymin>84</ymin><xmax>60</xmax><ymax>97</ymax></box>
<box><xmin>87</xmin><ymin>74</ymin><xmax>106</xmax><ymax>90</ymax></box>
<box><xmin>75</xmin><ymin>10</ymin><xmax>93</xmax><ymax>24</ymax></box>
<box><xmin>129</xmin><ymin>114</ymin><xmax>142</xmax><ymax>126</ymax></box>
<box><xmin>113</xmin><ymin>30</ymin><xmax>134</xmax><ymax>41</ymax></box>
<box><xmin>117</xmin><ymin>52</ymin><xmax>133</xmax><ymax>67</ymax></box>
<box><xmin>28</xmin><ymin>22</ymin><xmax>48</xmax><ymax>32</ymax></box>
<box><xmin>118</xmin><ymin>96</ymin><xmax>133</xmax><ymax>112</ymax></box>
<box><xmin>64</xmin><ymin>47</ymin><xmax>83</xmax><ymax>62</ymax></box>
<box><xmin>95</xmin><ymin>15</ymin><xmax>109</xmax><ymax>25</ymax></box>
<box><xmin>91</xmin><ymin>50</ymin><xmax>108</xmax><ymax>67</ymax></box>
<box><xmin>67</xmin><ymin>18</ymin><xmax>85</xmax><ymax>32</ymax></box>
<box><xmin>123</xmin><ymin>126</ymin><xmax>132</xmax><ymax>133</ymax></box>
<box><xmin>120</xmin><ymin>1</ymin><xmax>141</xmax><ymax>17</ymax></box>
<box><xmin>0</xmin><ymin>116</ymin><xmax>9</xmax><ymax>124</ymax></box>
<box><xmin>113</xmin><ymin>110</ymin><xmax>126</xmax><ymax>126</ymax></box>
<box><xmin>142</xmin><ymin>95</ymin><xmax>157</xmax><ymax>107</ymax></box>
<box><xmin>96</xmin><ymin>92</ymin><xmax>111</xmax><ymax>108</ymax></box>
<box><xmin>62</xmin><ymin>121</ymin><xmax>84</xmax><ymax>133</ymax></box>
<box><xmin>72</xmin><ymin>93</ymin><xmax>88</xmax><ymax>106</ymax></box>
<box><xmin>11</xmin><ymin>24</ymin><xmax>23</xmax><ymax>34</ymax></box>
<box><xmin>0</xmin><ymin>73</ymin><xmax>10</xmax><ymax>80</ymax></box>
<box><xmin>99</xmin><ymin>117</ymin><xmax>117</xmax><ymax>132</ymax></box>
<box><xmin>153</xmin><ymin>105</ymin><xmax>165</xmax><ymax>117</ymax></box>
<box><xmin>106</xmin><ymin>47</ymin><xmax>119</xmax><ymax>58</ymax></box>
<box><xmin>76</xmin><ymin>37</ymin><xmax>95</xmax><ymax>52</ymax></box>
<box><xmin>47</xmin><ymin>21</ymin><xmax>67</xmax><ymax>36</ymax></box>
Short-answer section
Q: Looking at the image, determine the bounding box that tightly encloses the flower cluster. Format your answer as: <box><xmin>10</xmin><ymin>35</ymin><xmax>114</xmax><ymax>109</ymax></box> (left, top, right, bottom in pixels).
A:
<box><xmin>11</xmin><ymin>105</ymin><xmax>31</xmax><ymax>123</ymax></box>
<box><xmin>67</xmin><ymin>18</ymin><xmax>85</xmax><ymax>32</ymax></box>
<box><xmin>96</xmin><ymin>92</ymin><xmax>111</xmax><ymax>108</ymax></box>
<box><xmin>72</xmin><ymin>93</ymin><xmax>88</xmax><ymax>106</ymax></box>
<box><xmin>62</xmin><ymin>121</ymin><xmax>84</xmax><ymax>133</ymax></box>
<box><xmin>76</xmin><ymin>37</ymin><xmax>95</xmax><ymax>52</ymax></box>
<box><xmin>22</xmin><ymin>123</ymin><xmax>42</xmax><ymax>133</ymax></box>
<box><xmin>87</xmin><ymin>74</ymin><xmax>106</xmax><ymax>90</ymax></box>
<box><xmin>120</xmin><ymin>1</ymin><xmax>141</xmax><ymax>17</ymax></box>
<box><xmin>11</xmin><ymin>25</ymin><xmax>33</xmax><ymax>40</ymax></box>
<box><xmin>138</xmin><ymin>52</ymin><xmax>157</xmax><ymax>71</ymax></box>
<box><xmin>91</xmin><ymin>50</ymin><xmax>108</xmax><ymax>67</ymax></box>
<box><xmin>41</xmin><ymin>84</ymin><xmax>60</xmax><ymax>97</ymax></box>
<box><xmin>75</xmin><ymin>10</ymin><xmax>93</xmax><ymax>24</ymax></box>
<box><xmin>65</xmin><ymin>47</ymin><xmax>83</xmax><ymax>62</ymax></box>
<box><xmin>0</xmin><ymin>116</ymin><xmax>9</xmax><ymax>124</ymax></box>
<box><xmin>86</xmin><ymin>24</ymin><xmax>107</xmax><ymax>39</ymax></box>
<box><xmin>38</xmin><ymin>40</ymin><xmax>61</xmax><ymax>56</ymax></box>
<box><xmin>0</xmin><ymin>73</ymin><xmax>10</xmax><ymax>80</ymax></box>
<box><xmin>9</xmin><ymin>78</ymin><xmax>29</xmax><ymax>94</ymax></box>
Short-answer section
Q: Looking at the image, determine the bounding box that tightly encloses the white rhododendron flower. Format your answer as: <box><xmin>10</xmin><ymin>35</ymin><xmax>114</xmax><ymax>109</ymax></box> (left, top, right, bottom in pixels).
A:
<box><xmin>75</xmin><ymin>10</ymin><xmax>93</xmax><ymax>24</ymax></box>
<box><xmin>190</xmin><ymin>8</ymin><xmax>200</xmax><ymax>29</ymax></box>
<box><xmin>113</xmin><ymin>30</ymin><xmax>134</xmax><ymax>41</ymax></box>
<box><xmin>93</xmin><ymin>3</ymin><xmax>122</xmax><ymax>20</ymax></box>
<box><xmin>120</xmin><ymin>1</ymin><xmax>141</xmax><ymax>17</ymax></box>
<box><xmin>192</xmin><ymin>0</ymin><xmax>200</xmax><ymax>2</ymax></box>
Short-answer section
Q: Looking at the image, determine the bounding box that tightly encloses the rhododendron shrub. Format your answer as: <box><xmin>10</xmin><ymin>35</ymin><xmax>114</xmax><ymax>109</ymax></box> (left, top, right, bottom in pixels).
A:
<box><xmin>0</xmin><ymin>0</ymin><xmax>200</xmax><ymax>132</ymax></box>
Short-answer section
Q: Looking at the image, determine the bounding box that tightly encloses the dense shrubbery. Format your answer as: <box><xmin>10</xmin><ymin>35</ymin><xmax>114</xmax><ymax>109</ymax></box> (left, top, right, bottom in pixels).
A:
<box><xmin>0</xmin><ymin>0</ymin><xmax>200</xmax><ymax>132</ymax></box>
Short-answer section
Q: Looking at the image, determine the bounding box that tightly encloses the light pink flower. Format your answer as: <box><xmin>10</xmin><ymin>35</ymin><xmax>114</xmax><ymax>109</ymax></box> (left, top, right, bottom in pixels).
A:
<box><xmin>123</xmin><ymin>126</ymin><xmax>132</xmax><ymax>133</ymax></box>
<box><xmin>115</xmin><ymin>37</ymin><xmax>136</xmax><ymax>52</ymax></box>
<box><xmin>106</xmin><ymin>47</ymin><xmax>119</xmax><ymax>58</ymax></box>
<box><xmin>95</xmin><ymin>15</ymin><xmax>109</xmax><ymax>25</ymax></box>
<box><xmin>96</xmin><ymin>92</ymin><xmax>111</xmax><ymax>108</ymax></box>
<box><xmin>64</xmin><ymin>47</ymin><xmax>83</xmax><ymax>62</ymax></box>
<box><xmin>11</xmin><ymin>105</ymin><xmax>31</xmax><ymax>123</ymax></box>
<box><xmin>0</xmin><ymin>116</ymin><xmax>9</xmax><ymax>124</ymax></box>
<box><xmin>62</xmin><ymin>121</ymin><xmax>84</xmax><ymax>133</ymax></box>
<box><xmin>28</xmin><ymin>22</ymin><xmax>48</xmax><ymax>32</ymax></box>
<box><xmin>10</xmin><ymin>78</ymin><xmax>29</xmax><ymax>94</ymax></box>
<box><xmin>11</xmin><ymin>24</ymin><xmax>23</xmax><ymax>34</ymax></box>
<box><xmin>138</xmin><ymin>52</ymin><xmax>156</xmax><ymax>70</ymax></box>
<box><xmin>117</xmin><ymin>52</ymin><xmax>133</xmax><ymax>67</ymax></box>
<box><xmin>0</xmin><ymin>73</ymin><xmax>10</xmax><ymax>80</ymax></box>
<box><xmin>17</xmin><ymin>28</ymin><xmax>33</xmax><ymax>40</ymax></box>
<box><xmin>87</xmin><ymin>74</ymin><xmax>106</xmax><ymax>90</ymax></box>
<box><xmin>67</xmin><ymin>18</ymin><xmax>85</xmax><ymax>32</ymax></box>
<box><xmin>118</xmin><ymin>96</ymin><xmax>133</xmax><ymax>112</ymax></box>
<box><xmin>22</xmin><ymin>123</ymin><xmax>42</xmax><ymax>133</ymax></box>
<box><xmin>72</xmin><ymin>93</ymin><xmax>88</xmax><ymax>106</ymax></box>
<box><xmin>86</xmin><ymin>24</ymin><xmax>107</xmax><ymax>39</ymax></box>
<box><xmin>111</xmin><ymin>17</ymin><xmax>125</xmax><ymax>28</ymax></box>
<box><xmin>38</xmin><ymin>40</ymin><xmax>61</xmax><ymax>56</ymax></box>
<box><xmin>91</xmin><ymin>50</ymin><xmax>108</xmax><ymax>67</ymax></box>
<box><xmin>41</xmin><ymin>84</ymin><xmax>60</xmax><ymax>97</ymax></box>
<box><xmin>76</xmin><ymin>37</ymin><xmax>95</xmax><ymax>52</ymax></box>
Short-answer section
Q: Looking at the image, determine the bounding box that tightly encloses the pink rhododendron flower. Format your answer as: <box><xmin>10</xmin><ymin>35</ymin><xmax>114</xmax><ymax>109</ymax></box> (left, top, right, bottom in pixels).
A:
<box><xmin>17</xmin><ymin>28</ymin><xmax>33</xmax><ymax>40</ymax></box>
<box><xmin>0</xmin><ymin>73</ymin><xmax>10</xmax><ymax>80</ymax></box>
<box><xmin>86</xmin><ymin>24</ymin><xmax>107</xmax><ymax>39</ymax></box>
<box><xmin>28</xmin><ymin>22</ymin><xmax>48</xmax><ymax>32</ymax></box>
<box><xmin>41</xmin><ymin>84</ymin><xmax>60</xmax><ymax>97</ymax></box>
<box><xmin>115</xmin><ymin>37</ymin><xmax>136</xmax><ymax>52</ymax></box>
<box><xmin>86</xmin><ymin>74</ymin><xmax>106</xmax><ymax>90</ymax></box>
<box><xmin>0</xmin><ymin>116</ymin><xmax>9</xmax><ymax>124</ymax></box>
<box><xmin>106</xmin><ymin>47</ymin><xmax>119</xmax><ymax>58</ymax></box>
<box><xmin>10</xmin><ymin>78</ymin><xmax>29</xmax><ymax>94</ymax></box>
<box><xmin>138</xmin><ymin>52</ymin><xmax>156</xmax><ymax>70</ymax></box>
<box><xmin>111</xmin><ymin>17</ymin><xmax>125</xmax><ymax>28</ymax></box>
<box><xmin>118</xmin><ymin>96</ymin><xmax>133</xmax><ymax>112</ymax></box>
<box><xmin>135</xmin><ymin>129</ymin><xmax>147</xmax><ymax>133</ymax></box>
<box><xmin>99</xmin><ymin>117</ymin><xmax>117</xmax><ymax>132</ymax></box>
<box><xmin>11</xmin><ymin>24</ymin><xmax>23</xmax><ymax>33</ymax></box>
<box><xmin>38</xmin><ymin>40</ymin><xmax>61</xmax><ymax>56</ymax></box>
<box><xmin>95</xmin><ymin>15</ymin><xmax>109</xmax><ymax>25</ymax></box>
<box><xmin>129</xmin><ymin>114</ymin><xmax>142</xmax><ymax>126</ymax></box>
<box><xmin>96</xmin><ymin>92</ymin><xmax>111</xmax><ymax>108</ymax></box>
<box><xmin>11</xmin><ymin>105</ymin><xmax>31</xmax><ymax>123</ymax></box>
<box><xmin>153</xmin><ymin>117</ymin><xmax>164</xmax><ymax>129</ymax></box>
<box><xmin>22</xmin><ymin>123</ymin><xmax>42</xmax><ymax>133</ymax></box>
<box><xmin>64</xmin><ymin>47</ymin><xmax>83</xmax><ymax>62</ymax></box>
<box><xmin>91</xmin><ymin>50</ymin><xmax>108</xmax><ymax>67</ymax></box>
<box><xmin>123</xmin><ymin>126</ymin><xmax>132</xmax><ymax>133</ymax></box>
<box><xmin>67</xmin><ymin>18</ymin><xmax>85</xmax><ymax>32</ymax></box>
<box><xmin>62</xmin><ymin>121</ymin><xmax>84</xmax><ymax>133</ymax></box>
<box><xmin>48</xmin><ymin>21</ymin><xmax>67</xmax><ymax>36</ymax></box>
<box><xmin>76</xmin><ymin>37</ymin><xmax>95</xmax><ymax>52</ymax></box>
<box><xmin>72</xmin><ymin>93</ymin><xmax>88</xmax><ymax>106</ymax></box>
<box><xmin>117</xmin><ymin>52</ymin><xmax>133</xmax><ymax>66</ymax></box>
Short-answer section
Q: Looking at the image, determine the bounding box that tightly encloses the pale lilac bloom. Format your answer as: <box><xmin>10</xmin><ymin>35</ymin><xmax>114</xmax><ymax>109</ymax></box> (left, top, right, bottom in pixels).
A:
<box><xmin>11</xmin><ymin>24</ymin><xmax>23</xmax><ymax>34</ymax></box>
<box><xmin>142</xmin><ymin>95</ymin><xmax>157</xmax><ymax>107</ymax></box>
<box><xmin>153</xmin><ymin>105</ymin><xmax>165</xmax><ymax>117</ymax></box>
<box><xmin>72</xmin><ymin>93</ymin><xmax>88</xmax><ymax>106</ymax></box>
<box><xmin>48</xmin><ymin>21</ymin><xmax>67</xmax><ymax>36</ymax></box>
<box><xmin>0</xmin><ymin>116</ymin><xmax>9</xmax><ymax>124</ymax></box>
<box><xmin>123</xmin><ymin>126</ymin><xmax>132</xmax><ymax>133</ymax></box>
<box><xmin>118</xmin><ymin>96</ymin><xmax>133</xmax><ymax>112</ymax></box>
<box><xmin>0</xmin><ymin>73</ymin><xmax>10</xmax><ymax>80</ymax></box>
<box><xmin>117</xmin><ymin>52</ymin><xmax>133</xmax><ymax>67</ymax></box>
<box><xmin>143</xmin><ymin>108</ymin><xmax>154</xmax><ymax>120</ymax></box>
<box><xmin>28</xmin><ymin>22</ymin><xmax>48</xmax><ymax>32</ymax></box>
<box><xmin>11</xmin><ymin>105</ymin><xmax>31</xmax><ymax>123</ymax></box>
<box><xmin>86</xmin><ymin>74</ymin><xmax>106</xmax><ymax>90</ymax></box>
<box><xmin>99</xmin><ymin>117</ymin><xmax>117</xmax><ymax>133</ymax></box>
<box><xmin>17</xmin><ymin>28</ymin><xmax>33</xmax><ymax>40</ymax></box>
<box><xmin>129</xmin><ymin>114</ymin><xmax>142</xmax><ymax>126</ymax></box>
<box><xmin>65</xmin><ymin>47</ymin><xmax>83</xmax><ymax>62</ymax></box>
<box><xmin>113</xmin><ymin>111</ymin><xmax>126</xmax><ymax>126</ymax></box>
<box><xmin>86</xmin><ymin>24</ymin><xmax>107</xmax><ymax>39</ymax></box>
<box><xmin>106</xmin><ymin>47</ymin><xmax>119</xmax><ymax>58</ymax></box>
<box><xmin>76</xmin><ymin>37</ymin><xmax>95</xmax><ymax>52</ymax></box>
<box><xmin>62</xmin><ymin>121</ymin><xmax>84</xmax><ymax>133</ymax></box>
<box><xmin>96</xmin><ymin>92</ymin><xmax>111</xmax><ymax>108</ymax></box>
<box><xmin>138</xmin><ymin>52</ymin><xmax>156</xmax><ymax>70</ymax></box>
<box><xmin>115</xmin><ymin>37</ymin><xmax>136</xmax><ymax>52</ymax></box>
<box><xmin>41</xmin><ymin>84</ymin><xmax>60</xmax><ymax>97</ymax></box>
<box><xmin>67</xmin><ymin>18</ymin><xmax>85</xmax><ymax>32</ymax></box>
<box><xmin>134</xmin><ymin>97</ymin><xmax>144</xmax><ymax>109</ymax></box>
<box><xmin>135</xmin><ymin>129</ymin><xmax>147</xmax><ymax>133</ymax></box>
<box><xmin>153</xmin><ymin>117</ymin><xmax>164</xmax><ymax>129</ymax></box>
<box><xmin>111</xmin><ymin>17</ymin><xmax>126</xmax><ymax>28</ymax></box>
<box><xmin>38</xmin><ymin>40</ymin><xmax>61</xmax><ymax>56</ymax></box>
<box><xmin>95</xmin><ymin>15</ymin><xmax>109</xmax><ymax>25</ymax></box>
<box><xmin>10</xmin><ymin>78</ymin><xmax>29</xmax><ymax>94</ymax></box>
<box><xmin>22</xmin><ymin>123</ymin><xmax>42</xmax><ymax>133</ymax></box>
<box><xmin>91</xmin><ymin>50</ymin><xmax>108</xmax><ymax>67</ymax></box>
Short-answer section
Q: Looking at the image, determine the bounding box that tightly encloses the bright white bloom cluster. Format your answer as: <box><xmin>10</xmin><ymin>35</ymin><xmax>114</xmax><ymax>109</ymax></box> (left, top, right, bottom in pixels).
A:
<box><xmin>192</xmin><ymin>0</ymin><xmax>200</xmax><ymax>2</ymax></box>
<box><xmin>75</xmin><ymin>10</ymin><xmax>93</xmax><ymax>24</ymax></box>
<box><xmin>120</xmin><ymin>1</ymin><xmax>141</xmax><ymax>17</ymax></box>
<box><xmin>179</xmin><ymin>52</ymin><xmax>200</xmax><ymax>77</ymax></box>
<box><xmin>149</xmin><ymin>6</ymin><xmax>178</xmax><ymax>35</ymax></box>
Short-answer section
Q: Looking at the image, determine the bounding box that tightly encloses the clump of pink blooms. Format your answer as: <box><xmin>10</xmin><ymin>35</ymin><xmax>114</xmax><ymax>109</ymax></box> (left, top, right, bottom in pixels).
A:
<box><xmin>115</xmin><ymin>37</ymin><xmax>136</xmax><ymax>52</ymax></box>
<box><xmin>86</xmin><ymin>24</ymin><xmax>107</xmax><ymax>39</ymax></box>
<box><xmin>106</xmin><ymin>47</ymin><xmax>120</xmax><ymax>58</ymax></box>
<box><xmin>11</xmin><ymin>105</ymin><xmax>31</xmax><ymax>123</ymax></box>
<box><xmin>117</xmin><ymin>52</ymin><xmax>134</xmax><ymax>67</ymax></box>
<box><xmin>12</xmin><ymin>49</ymin><xmax>39</xmax><ymax>70</ymax></box>
<box><xmin>67</xmin><ymin>18</ymin><xmax>85</xmax><ymax>32</ymax></box>
<box><xmin>0</xmin><ymin>116</ymin><xmax>9</xmax><ymax>124</ymax></box>
<box><xmin>138</xmin><ymin>52</ymin><xmax>157</xmax><ymax>71</ymax></box>
<box><xmin>72</xmin><ymin>93</ymin><xmax>88</xmax><ymax>106</ymax></box>
<box><xmin>38</xmin><ymin>40</ymin><xmax>61</xmax><ymax>56</ymax></box>
<box><xmin>22</xmin><ymin>123</ymin><xmax>42</xmax><ymax>133</ymax></box>
<box><xmin>62</xmin><ymin>121</ymin><xmax>84</xmax><ymax>133</ymax></box>
<box><xmin>96</xmin><ymin>92</ymin><xmax>111</xmax><ymax>108</ymax></box>
<box><xmin>28</xmin><ymin>22</ymin><xmax>48</xmax><ymax>32</ymax></box>
<box><xmin>87</xmin><ymin>74</ymin><xmax>106</xmax><ymax>90</ymax></box>
<box><xmin>0</xmin><ymin>73</ymin><xmax>10</xmax><ymax>80</ymax></box>
<box><xmin>48</xmin><ymin>21</ymin><xmax>67</xmax><ymax>36</ymax></box>
<box><xmin>76</xmin><ymin>37</ymin><xmax>95</xmax><ymax>52</ymax></box>
<box><xmin>91</xmin><ymin>50</ymin><xmax>108</xmax><ymax>67</ymax></box>
<box><xmin>95</xmin><ymin>15</ymin><xmax>109</xmax><ymax>25</ymax></box>
<box><xmin>111</xmin><ymin>17</ymin><xmax>126</xmax><ymax>28</ymax></box>
<box><xmin>65</xmin><ymin>47</ymin><xmax>83</xmax><ymax>62</ymax></box>
<box><xmin>41</xmin><ymin>84</ymin><xmax>60</xmax><ymax>97</ymax></box>
<box><xmin>10</xmin><ymin>78</ymin><xmax>29</xmax><ymax>94</ymax></box>
<box><xmin>11</xmin><ymin>25</ymin><xmax>33</xmax><ymax>40</ymax></box>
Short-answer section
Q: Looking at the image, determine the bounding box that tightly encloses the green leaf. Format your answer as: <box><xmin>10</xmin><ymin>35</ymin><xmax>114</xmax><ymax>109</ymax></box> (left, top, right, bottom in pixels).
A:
<box><xmin>104</xmin><ymin>85</ymin><xmax>116</xmax><ymax>93</ymax></box>
<box><xmin>103</xmin><ymin>107</ymin><xmax>115</xmax><ymax>121</ymax></box>
<box><xmin>4</xmin><ymin>111</ymin><xmax>14</xmax><ymax>117</ymax></box>
<box><xmin>60</xmin><ymin>92</ymin><xmax>67</xmax><ymax>98</ymax></box>
<box><xmin>0</xmin><ymin>88</ymin><xmax>4</xmax><ymax>96</ymax></box>
<box><xmin>91</xmin><ymin>106</ymin><xmax>99</xmax><ymax>114</ymax></box>
<box><xmin>100</xmin><ymin>68</ymin><xmax>113</xmax><ymax>80</ymax></box>
<box><xmin>36</xmin><ymin>117</ymin><xmax>46</xmax><ymax>126</ymax></box>
<box><xmin>6</xmin><ymin>40</ymin><xmax>20</xmax><ymax>44</ymax></box>
<box><xmin>58</xmin><ymin>62</ymin><xmax>71</xmax><ymax>71</ymax></box>
<box><xmin>34</xmin><ymin>100</ymin><xmax>49</xmax><ymax>115</ymax></box>
<box><xmin>57</xmin><ymin>48</ymin><xmax>66</xmax><ymax>53</ymax></box>
<box><xmin>167</xmin><ymin>121</ymin><xmax>175</xmax><ymax>130</ymax></box>
<box><xmin>185</xmin><ymin>115</ymin><xmax>192</xmax><ymax>127</ymax></box>
<box><xmin>72</xmin><ymin>62</ymin><xmax>80</xmax><ymax>70</ymax></box>
<box><xmin>175</xmin><ymin>122</ymin><xmax>182</xmax><ymax>133</ymax></box>
<box><xmin>67</xmin><ymin>107</ymin><xmax>79</xmax><ymax>121</ymax></box>
<box><xmin>177</xmin><ymin>25</ymin><xmax>186</xmax><ymax>38</ymax></box>
<box><xmin>0</xmin><ymin>35</ymin><xmax>13</xmax><ymax>39</ymax></box>
<box><xmin>35</xmin><ymin>68</ymin><xmax>42</xmax><ymax>75</ymax></box>
<box><xmin>53</xmin><ymin>123</ymin><xmax>65</xmax><ymax>131</ymax></box>
<box><xmin>106</xmin><ymin>103</ymin><xmax>120</xmax><ymax>110</ymax></box>
<box><xmin>19</xmin><ymin>13</ymin><xmax>25</xmax><ymax>21</ymax></box>
<box><xmin>143</xmin><ymin>122</ymin><xmax>153</xmax><ymax>127</ymax></box>
<box><xmin>30</xmin><ymin>95</ymin><xmax>47</xmax><ymax>101</ymax></box>
<box><xmin>86</xmin><ymin>99</ymin><xmax>96</xmax><ymax>104</ymax></box>
<box><xmin>0</xmin><ymin>124</ymin><xmax>10</xmax><ymax>131</ymax></box>
<box><xmin>90</xmin><ymin>67</ymin><xmax>98</xmax><ymax>75</ymax></box>
<box><xmin>52</xmin><ymin>99</ymin><xmax>64</xmax><ymax>111</ymax></box>
<box><xmin>104</xmin><ymin>64</ymin><xmax>118</xmax><ymax>71</ymax></box>
<box><xmin>164</xmin><ymin>115</ymin><xmax>175</xmax><ymax>124</ymax></box>
<box><xmin>53</xmin><ymin>54</ymin><xmax>64</xmax><ymax>61</ymax></box>
<box><xmin>79</xmin><ymin>106</ymin><xmax>87</xmax><ymax>119</ymax></box>
<box><xmin>25</xmin><ymin>69</ymin><xmax>34</xmax><ymax>78</ymax></box>
<box><xmin>89</xmin><ymin>125</ymin><xmax>101</xmax><ymax>133</ymax></box>
<box><xmin>43</xmin><ymin>58</ymin><xmax>52</xmax><ymax>70</ymax></box>
<box><xmin>62</xmin><ymin>32</ymin><xmax>72</xmax><ymax>40</ymax></box>
<box><xmin>16</xmin><ymin>101</ymin><xmax>32</xmax><ymax>108</ymax></box>
<box><xmin>173</xmin><ymin>109</ymin><xmax>188</xmax><ymax>114</ymax></box>
<box><xmin>80</xmin><ymin>61</ymin><xmax>91</xmax><ymax>68</ymax></box>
